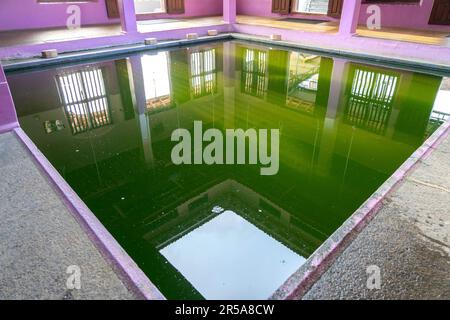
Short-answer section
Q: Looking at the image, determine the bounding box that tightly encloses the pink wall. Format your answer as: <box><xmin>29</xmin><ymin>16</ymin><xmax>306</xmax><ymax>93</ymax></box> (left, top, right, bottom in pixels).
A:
<box><xmin>359</xmin><ymin>1</ymin><xmax>450</xmax><ymax>32</ymax></box>
<box><xmin>137</xmin><ymin>0</ymin><xmax>223</xmax><ymax>20</ymax></box>
<box><xmin>0</xmin><ymin>0</ymin><xmax>222</xmax><ymax>32</ymax></box>
<box><xmin>237</xmin><ymin>0</ymin><xmax>450</xmax><ymax>31</ymax></box>
<box><xmin>0</xmin><ymin>0</ymin><xmax>119</xmax><ymax>32</ymax></box>
<box><xmin>237</xmin><ymin>0</ymin><xmax>334</xmax><ymax>21</ymax></box>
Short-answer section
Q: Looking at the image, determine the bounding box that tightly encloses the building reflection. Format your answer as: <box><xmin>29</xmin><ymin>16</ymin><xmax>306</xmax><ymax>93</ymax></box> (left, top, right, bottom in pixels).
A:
<box><xmin>57</xmin><ymin>68</ymin><xmax>112</xmax><ymax>135</ymax></box>
<box><xmin>343</xmin><ymin>64</ymin><xmax>399</xmax><ymax>135</ymax></box>
<box><xmin>241</xmin><ymin>47</ymin><xmax>268</xmax><ymax>98</ymax></box>
<box><xmin>189</xmin><ymin>48</ymin><xmax>217</xmax><ymax>98</ymax></box>
<box><xmin>142</xmin><ymin>52</ymin><xmax>173</xmax><ymax>111</ymax></box>
<box><xmin>286</xmin><ymin>52</ymin><xmax>321</xmax><ymax>114</ymax></box>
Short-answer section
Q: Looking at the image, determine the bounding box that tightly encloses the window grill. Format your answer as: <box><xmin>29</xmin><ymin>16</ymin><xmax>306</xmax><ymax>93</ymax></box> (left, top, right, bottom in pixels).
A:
<box><xmin>189</xmin><ymin>49</ymin><xmax>217</xmax><ymax>98</ymax></box>
<box><xmin>241</xmin><ymin>49</ymin><xmax>268</xmax><ymax>98</ymax></box>
<box><xmin>345</xmin><ymin>67</ymin><xmax>398</xmax><ymax>134</ymax></box>
<box><xmin>57</xmin><ymin>68</ymin><xmax>111</xmax><ymax>135</ymax></box>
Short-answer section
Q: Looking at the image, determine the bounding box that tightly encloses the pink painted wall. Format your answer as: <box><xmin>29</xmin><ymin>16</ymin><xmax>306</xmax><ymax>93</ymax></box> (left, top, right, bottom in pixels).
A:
<box><xmin>236</xmin><ymin>0</ymin><xmax>450</xmax><ymax>31</ymax></box>
<box><xmin>0</xmin><ymin>0</ymin><xmax>222</xmax><ymax>32</ymax></box>
<box><xmin>137</xmin><ymin>0</ymin><xmax>223</xmax><ymax>20</ymax></box>
<box><xmin>0</xmin><ymin>0</ymin><xmax>119</xmax><ymax>32</ymax></box>
<box><xmin>359</xmin><ymin>1</ymin><xmax>450</xmax><ymax>32</ymax></box>
<box><xmin>237</xmin><ymin>0</ymin><xmax>334</xmax><ymax>21</ymax></box>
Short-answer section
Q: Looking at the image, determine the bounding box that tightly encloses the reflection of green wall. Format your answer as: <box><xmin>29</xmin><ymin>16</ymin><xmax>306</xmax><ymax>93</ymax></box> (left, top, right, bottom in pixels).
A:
<box><xmin>267</xmin><ymin>50</ymin><xmax>289</xmax><ymax>105</ymax></box>
<box><xmin>115</xmin><ymin>59</ymin><xmax>135</xmax><ymax>121</ymax></box>
<box><xmin>170</xmin><ymin>49</ymin><xmax>190</xmax><ymax>104</ymax></box>
<box><xmin>315</xmin><ymin>57</ymin><xmax>333</xmax><ymax>116</ymax></box>
<box><xmin>395</xmin><ymin>73</ymin><xmax>441</xmax><ymax>140</ymax></box>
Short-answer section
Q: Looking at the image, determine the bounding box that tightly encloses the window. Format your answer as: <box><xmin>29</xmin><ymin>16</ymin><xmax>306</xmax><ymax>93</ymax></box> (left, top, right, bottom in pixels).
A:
<box><xmin>292</xmin><ymin>0</ymin><xmax>329</xmax><ymax>15</ymax></box>
<box><xmin>189</xmin><ymin>49</ymin><xmax>217</xmax><ymax>98</ymax></box>
<box><xmin>141</xmin><ymin>52</ymin><xmax>172</xmax><ymax>110</ymax></box>
<box><xmin>345</xmin><ymin>66</ymin><xmax>399</xmax><ymax>134</ymax></box>
<box><xmin>134</xmin><ymin>0</ymin><xmax>166</xmax><ymax>14</ymax></box>
<box><xmin>57</xmin><ymin>68</ymin><xmax>111</xmax><ymax>135</ymax></box>
<box><xmin>241</xmin><ymin>49</ymin><xmax>268</xmax><ymax>98</ymax></box>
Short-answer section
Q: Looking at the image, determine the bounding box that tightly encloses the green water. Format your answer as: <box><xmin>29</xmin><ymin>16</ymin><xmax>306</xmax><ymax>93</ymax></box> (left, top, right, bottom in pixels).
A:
<box><xmin>7</xmin><ymin>40</ymin><xmax>447</xmax><ymax>299</ymax></box>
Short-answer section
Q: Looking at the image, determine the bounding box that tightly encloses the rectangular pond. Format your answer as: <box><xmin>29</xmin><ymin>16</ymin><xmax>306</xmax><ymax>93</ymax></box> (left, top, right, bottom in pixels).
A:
<box><xmin>6</xmin><ymin>40</ymin><xmax>449</xmax><ymax>299</ymax></box>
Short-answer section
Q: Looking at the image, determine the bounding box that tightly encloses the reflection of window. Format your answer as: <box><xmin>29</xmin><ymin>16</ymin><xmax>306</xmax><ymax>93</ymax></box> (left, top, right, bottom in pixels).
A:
<box><xmin>286</xmin><ymin>52</ymin><xmax>321</xmax><ymax>114</ymax></box>
<box><xmin>242</xmin><ymin>49</ymin><xmax>268</xmax><ymax>97</ymax></box>
<box><xmin>134</xmin><ymin>0</ymin><xmax>165</xmax><ymax>14</ymax></box>
<box><xmin>142</xmin><ymin>52</ymin><xmax>172</xmax><ymax>111</ymax></box>
<box><xmin>345</xmin><ymin>67</ymin><xmax>398</xmax><ymax>134</ymax></box>
<box><xmin>57</xmin><ymin>68</ymin><xmax>111</xmax><ymax>135</ymax></box>
<box><xmin>190</xmin><ymin>49</ymin><xmax>217</xmax><ymax>98</ymax></box>
<box><xmin>431</xmin><ymin>79</ymin><xmax>450</xmax><ymax>122</ymax></box>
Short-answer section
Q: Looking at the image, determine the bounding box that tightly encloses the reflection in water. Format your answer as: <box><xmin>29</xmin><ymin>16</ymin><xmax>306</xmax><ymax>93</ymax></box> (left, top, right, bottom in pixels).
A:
<box><xmin>7</xmin><ymin>41</ymin><xmax>448</xmax><ymax>299</ymax></box>
<box><xmin>142</xmin><ymin>52</ymin><xmax>172</xmax><ymax>111</ymax></box>
<box><xmin>287</xmin><ymin>52</ymin><xmax>321</xmax><ymax>114</ymax></box>
<box><xmin>161</xmin><ymin>209</ymin><xmax>305</xmax><ymax>300</ymax></box>
<box><xmin>431</xmin><ymin>77</ymin><xmax>450</xmax><ymax>123</ymax></box>
<box><xmin>57</xmin><ymin>68</ymin><xmax>111</xmax><ymax>134</ymax></box>
<box><xmin>345</xmin><ymin>65</ymin><xmax>399</xmax><ymax>134</ymax></box>
<box><xmin>190</xmin><ymin>49</ymin><xmax>217</xmax><ymax>98</ymax></box>
<box><xmin>241</xmin><ymin>48</ymin><xmax>268</xmax><ymax>97</ymax></box>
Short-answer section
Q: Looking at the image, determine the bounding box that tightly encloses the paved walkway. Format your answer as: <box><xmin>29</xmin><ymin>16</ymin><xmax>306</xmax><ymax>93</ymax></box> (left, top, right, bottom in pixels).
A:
<box><xmin>303</xmin><ymin>131</ymin><xmax>450</xmax><ymax>300</ymax></box>
<box><xmin>0</xmin><ymin>132</ymin><xmax>136</xmax><ymax>300</ymax></box>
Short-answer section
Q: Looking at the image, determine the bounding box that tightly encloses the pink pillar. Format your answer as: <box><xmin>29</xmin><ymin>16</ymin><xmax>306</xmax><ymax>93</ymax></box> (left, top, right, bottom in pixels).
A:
<box><xmin>119</xmin><ymin>0</ymin><xmax>138</xmax><ymax>33</ymax></box>
<box><xmin>338</xmin><ymin>0</ymin><xmax>362</xmax><ymax>36</ymax></box>
<box><xmin>223</xmin><ymin>0</ymin><xmax>237</xmax><ymax>24</ymax></box>
<box><xmin>0</xmin><ymin>65</ymin><xmax>19</xmax><ymax>133</ymax></box>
